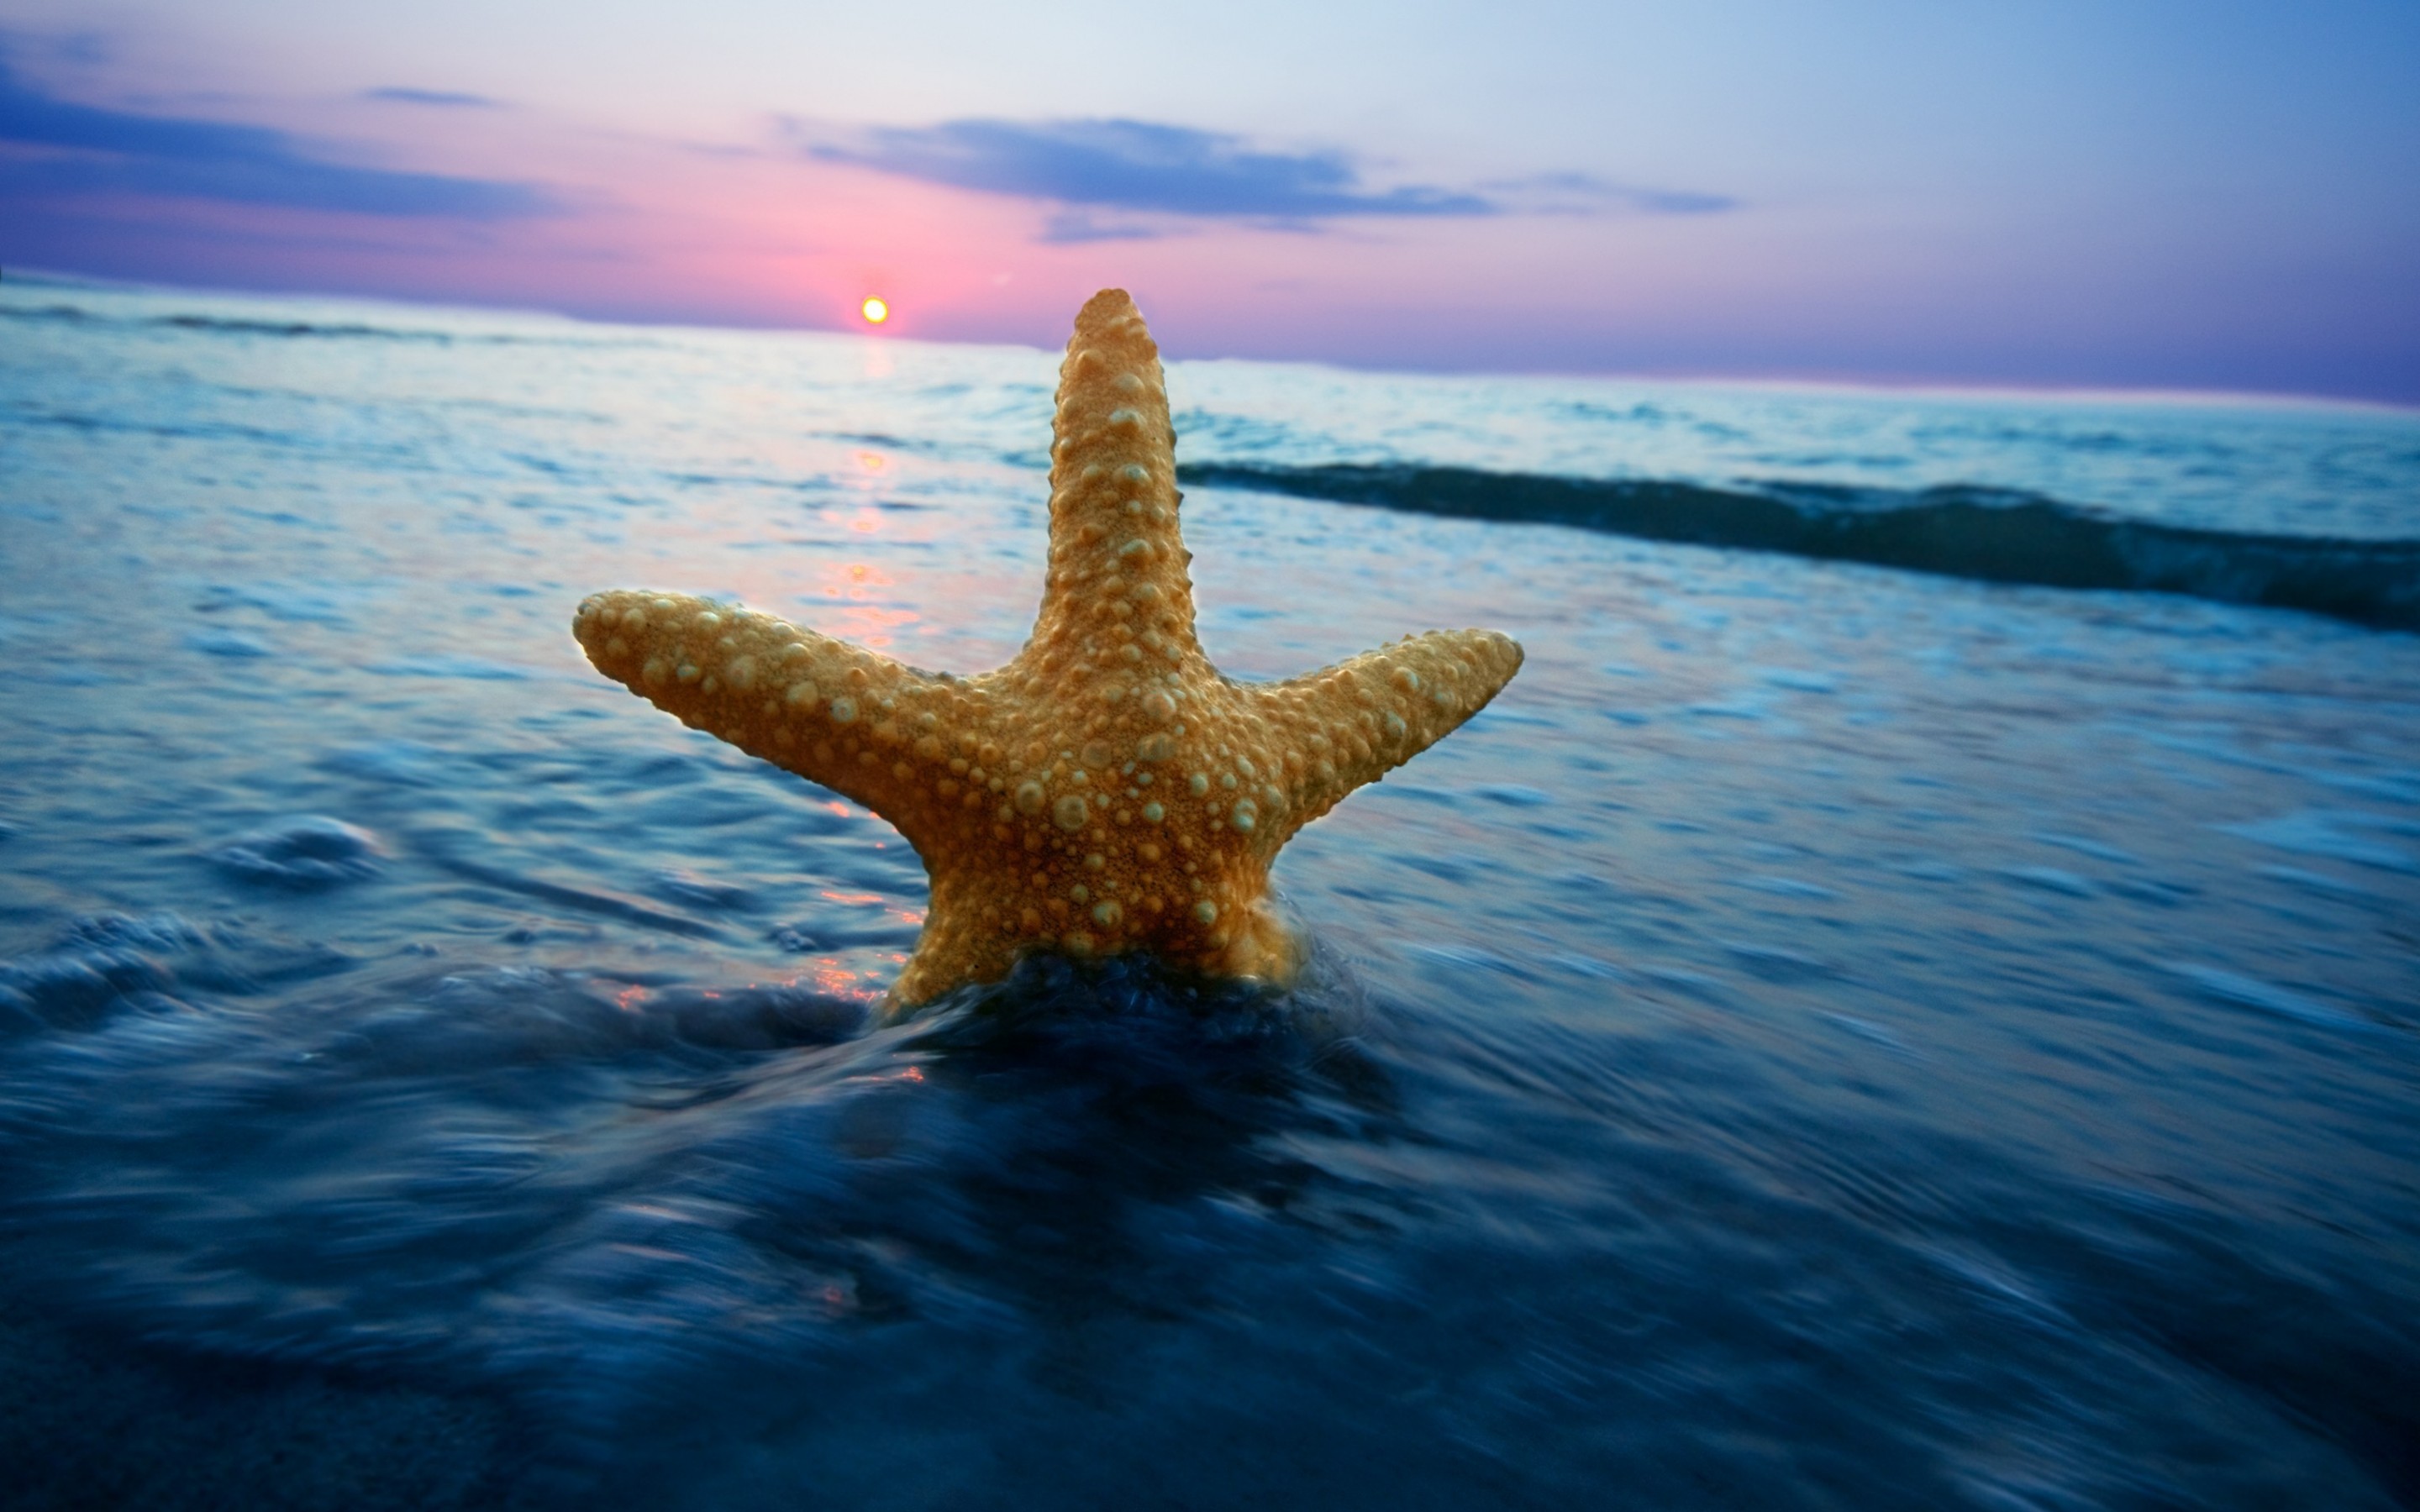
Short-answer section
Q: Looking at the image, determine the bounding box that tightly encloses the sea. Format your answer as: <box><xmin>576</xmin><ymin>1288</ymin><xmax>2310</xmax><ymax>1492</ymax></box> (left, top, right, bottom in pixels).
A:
<box><xmin>3</xmin><ymin>273</ymin><xmax>2417</xmax><ymax>1510</ymax></box>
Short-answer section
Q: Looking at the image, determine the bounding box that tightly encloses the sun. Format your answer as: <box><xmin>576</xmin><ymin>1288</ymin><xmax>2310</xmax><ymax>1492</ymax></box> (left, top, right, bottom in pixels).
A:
<box><xmin>860</xmin><ymin>296</ymin><xmax>889</xmax><ymax>325</ymax></box>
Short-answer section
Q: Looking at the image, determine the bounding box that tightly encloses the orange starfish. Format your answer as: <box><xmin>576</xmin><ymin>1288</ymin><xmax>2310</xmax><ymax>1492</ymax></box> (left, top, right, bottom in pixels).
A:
<box><xmin>574</xmin><ymin>290</ymin><xmax>1523</xmax><ymax>1009</ymax></box>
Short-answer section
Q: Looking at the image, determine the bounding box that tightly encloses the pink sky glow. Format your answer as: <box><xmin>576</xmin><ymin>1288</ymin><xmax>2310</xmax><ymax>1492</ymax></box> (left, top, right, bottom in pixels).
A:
<box><xmin>3</xmin><ymin>1</ymin><xmax>2415</xmax><ymax>402</ymax></box>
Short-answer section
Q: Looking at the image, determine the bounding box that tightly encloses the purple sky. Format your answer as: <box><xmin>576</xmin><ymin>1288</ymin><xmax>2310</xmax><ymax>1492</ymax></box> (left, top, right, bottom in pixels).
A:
<box><xmin>3</xmin><ymin>0</ymin><xmax>2416</xmax><ymax>402</ymax></box>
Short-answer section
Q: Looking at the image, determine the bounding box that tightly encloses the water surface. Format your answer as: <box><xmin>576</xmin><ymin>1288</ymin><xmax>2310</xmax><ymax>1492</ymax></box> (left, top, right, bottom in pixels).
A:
<box><xmin>3</xmin><ymin>277</ymin><xmax>2417</xmax><ymax>1509</ymax></box>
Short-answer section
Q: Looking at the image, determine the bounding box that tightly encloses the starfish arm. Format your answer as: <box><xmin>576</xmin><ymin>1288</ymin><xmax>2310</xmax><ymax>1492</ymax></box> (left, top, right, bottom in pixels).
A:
<box><xmin>1249</xmin><ymin>627</ymin><xmax>1525</xmax><ymax>837</ymax></box>
<box><xmin>1029</xmin><ymin>290</ymin><xmax>1206</xmax><ymax>671</ymax></box>
<box><xmin>572</xmin><ymin>589</ymin><xmax>993</xmax><ymax>847</ymax></box>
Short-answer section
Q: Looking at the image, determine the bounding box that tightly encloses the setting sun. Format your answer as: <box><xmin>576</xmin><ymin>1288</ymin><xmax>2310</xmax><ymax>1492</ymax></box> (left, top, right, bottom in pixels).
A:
<box><xmin>860</xmin><ymin>296</ymin><xmax>889</xmax><ymax>325</ymax></box>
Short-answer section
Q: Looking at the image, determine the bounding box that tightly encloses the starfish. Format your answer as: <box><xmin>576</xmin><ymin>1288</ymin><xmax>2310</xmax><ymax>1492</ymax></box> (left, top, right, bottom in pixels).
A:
<box><xmin>573</xmin><ymin>290</ymin><xmax>1523</xmax><ymax>1009</ymax></box>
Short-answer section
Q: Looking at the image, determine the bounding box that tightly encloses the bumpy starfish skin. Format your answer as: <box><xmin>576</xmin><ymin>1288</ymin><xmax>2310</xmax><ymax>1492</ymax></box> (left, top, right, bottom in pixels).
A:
<box><xmin>574</xmin><ymin>289</ymin><xmax>1522</xmax><ymax>1007</ymax></box>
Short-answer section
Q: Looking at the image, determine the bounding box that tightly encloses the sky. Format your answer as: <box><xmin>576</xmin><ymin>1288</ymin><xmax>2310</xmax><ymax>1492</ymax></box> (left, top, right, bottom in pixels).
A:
<box><xmin>2</xmin><ymin>0</ymin><xmax>2416</xmax><ymax>401</ymax></box>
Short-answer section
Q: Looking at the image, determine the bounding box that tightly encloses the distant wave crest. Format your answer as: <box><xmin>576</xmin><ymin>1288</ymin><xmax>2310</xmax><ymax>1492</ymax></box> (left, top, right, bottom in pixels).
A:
<box><xmin>0</xmin><ymin>300</ymin><xmax>595</xmax><ymax>347</ymax></box>
<box><xmin>1179</xmin><ymin>462</ymin><xmax>2420</xmax><ymax>631</ymax></box>
<box><xmin>0</xmin><ymin>301</ymin><xmax>451</xmax><ymax>342</ymax></box>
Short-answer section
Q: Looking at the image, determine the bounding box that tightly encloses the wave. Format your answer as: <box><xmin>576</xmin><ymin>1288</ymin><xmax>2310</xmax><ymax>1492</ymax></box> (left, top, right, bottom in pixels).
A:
<box><xmin>0</xmin><ymin>300</ymin><xmax>590</xmax><ymax>347</ymax></box>
<box><xmin>1178</xmin><ymin>462</ymin><xmax>2420</xmax><ymax>632</ymax></box>
<box><xmin>1</xmin><ymin>301</ymin><xmax>445</xmax><ymax>341</ymax></box>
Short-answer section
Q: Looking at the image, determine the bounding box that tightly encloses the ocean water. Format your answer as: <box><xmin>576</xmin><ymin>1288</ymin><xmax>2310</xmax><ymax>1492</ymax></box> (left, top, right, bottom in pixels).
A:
<box><xmin>3</xmin><ymin>275</ymin><xmax>2417</xmax><ymax>1509</ymax></box>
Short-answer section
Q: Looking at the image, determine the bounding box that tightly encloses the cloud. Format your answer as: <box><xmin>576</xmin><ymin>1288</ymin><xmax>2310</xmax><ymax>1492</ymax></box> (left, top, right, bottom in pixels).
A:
<box><xmin>360</xmin><ymin>87</ymin><xmax>502</xmax><ymax>109</ymax></box>
<box><xmin>803</xmin><ymin>118</ymin><xmax>1494</xmax><ymax>223</ymax></box>
<box><xmin>1632</xmin><ymin>189</ymin><xmax>1735</xmax><ymax>214</ymax></box>
<box><xmin>1485</xmin><ymin>171</ymin><xmax>1739</xmax><ymax>217</ymax></box>
<box><xmin>0</xmin><ymin>52</ymin><xmax>550</xmax><ymax>218</ymax></box>
<box><xmin>1037</xmin><ymin>209</ymin><xmax>1173</xmax><ymax>244</ymax></box>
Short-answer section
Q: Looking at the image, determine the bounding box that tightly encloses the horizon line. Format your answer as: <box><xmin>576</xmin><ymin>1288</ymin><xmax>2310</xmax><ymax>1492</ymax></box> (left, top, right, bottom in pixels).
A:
<box><xmin>6</xmin><ymin>262</ymin><xmax>2414</xmax><ymax>419</ymax></box>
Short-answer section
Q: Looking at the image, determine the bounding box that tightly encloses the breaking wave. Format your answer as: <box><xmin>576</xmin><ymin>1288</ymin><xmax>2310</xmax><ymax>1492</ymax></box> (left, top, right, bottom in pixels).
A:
<box><xmin>0</xmin><ymin>301</ymin><xmax>579</xmax><ymax>347</ymax></box>
<box><xmin>1180</xmin><ymin>462</ymin><xmax>2420</xmax><ymax>630</ymax></box>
